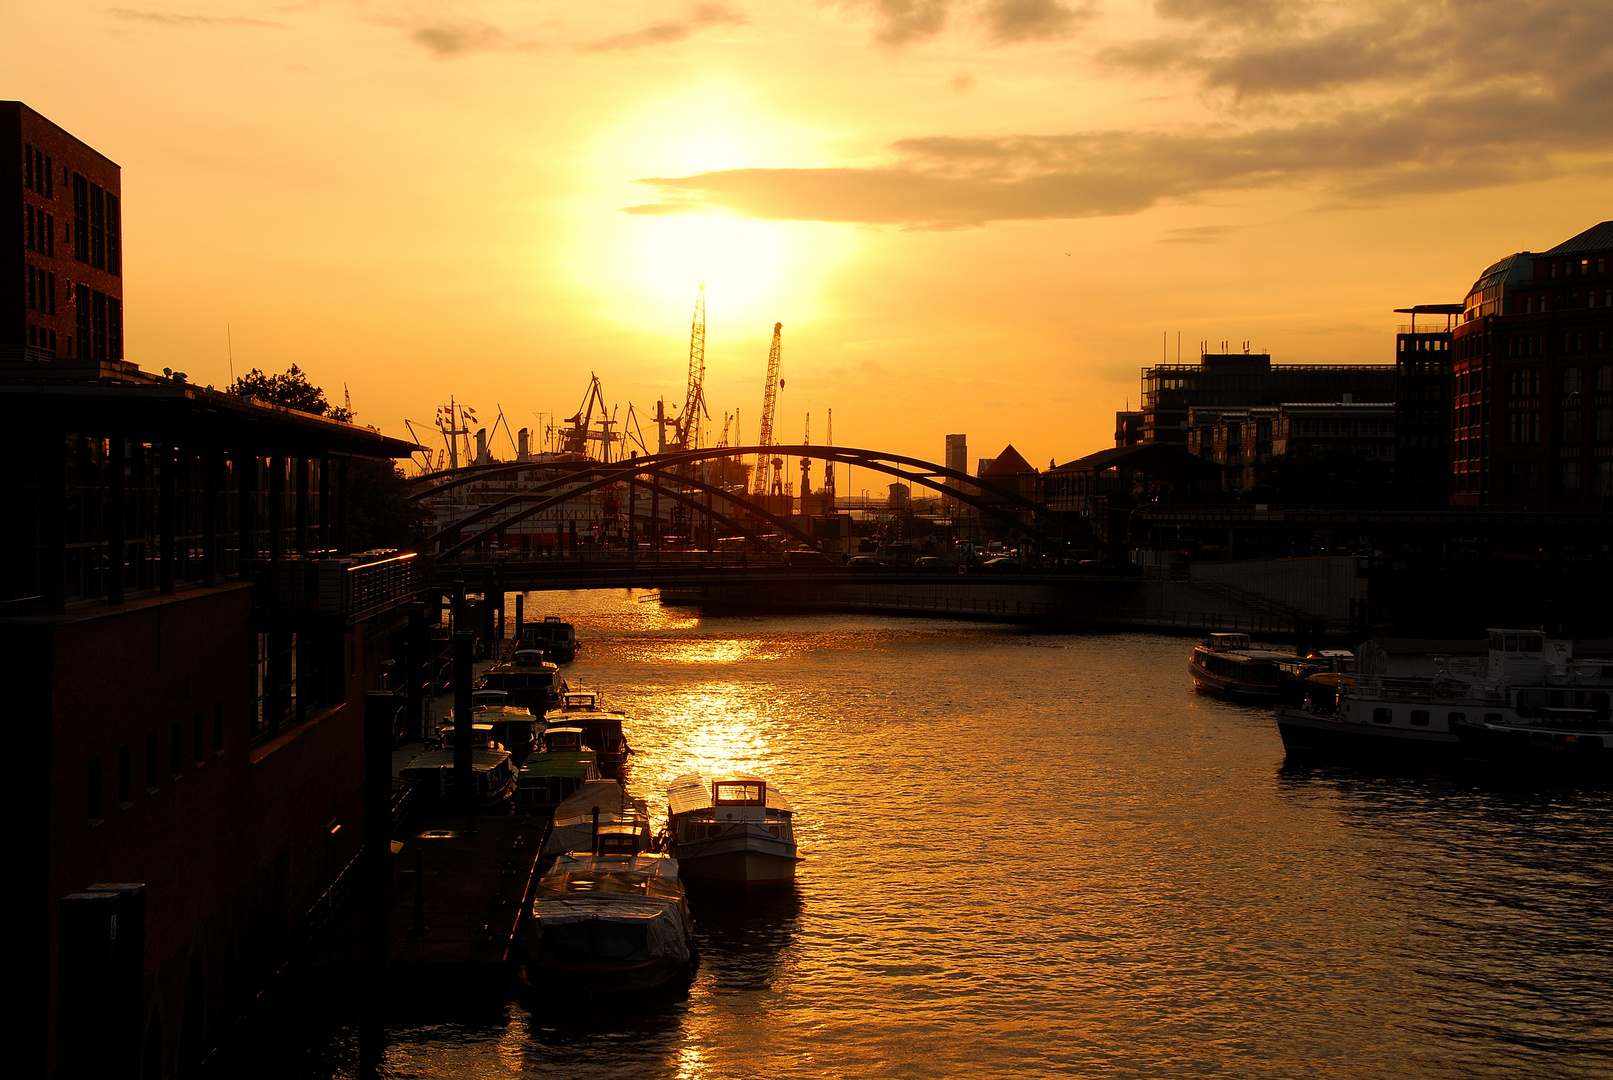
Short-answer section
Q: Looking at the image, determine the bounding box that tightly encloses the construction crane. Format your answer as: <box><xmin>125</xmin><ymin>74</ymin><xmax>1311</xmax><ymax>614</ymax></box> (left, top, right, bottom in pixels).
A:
<box><xmin>799</xmin><ymin>413</ymin><xmax>811</xmax><ymax>497</ymax></box>
<box><xmin>562</xmin><ymin>373</ymin><xmax>622</xmax><ymax>462</ymax></box>
<box><xmin>824</xmin><ymin>409</ymin><xmax>835</xmax><ymax>501</ymax></box>
<box><xmin>674</xmin><ymin>283</ymin><xmax>709</xmax><ymax>451</ymax></box>
<box><xmin>753</xmin><ymin>322</ymin><xmax>783</xmax><ymax>497</ymax></box>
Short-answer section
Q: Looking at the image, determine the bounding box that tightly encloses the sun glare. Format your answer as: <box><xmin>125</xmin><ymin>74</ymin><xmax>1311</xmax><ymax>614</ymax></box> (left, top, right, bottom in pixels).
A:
<box><xmin>567</xmin><ymin>87</ymin><xmax>857</xmax><ymax>328</ymax></box>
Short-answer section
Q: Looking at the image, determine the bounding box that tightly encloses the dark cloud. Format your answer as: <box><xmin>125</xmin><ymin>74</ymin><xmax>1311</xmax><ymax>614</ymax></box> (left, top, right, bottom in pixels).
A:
<box><xmin>629</xmin><ymin>0</ymin><xmax>1613</xmax><ymax>227</ymax></box>
<box><xmin>110</xmin><ymin>8</ymin><xmax>285</xmax><ymax>28</ymax></box>
<box><xmin>581</xmin><ymin>4</ymin><xmax>748</xmax><ymax>53</ymax></box>
<box><xmin>849</xmin><ymin>0</ymin><xmax>1087</xmax><ymax>46</ymax></box>
<box><xmin>981</xmin><ymin>0</ymin><xmax>1089</xmax><ymax>43</ymax></box>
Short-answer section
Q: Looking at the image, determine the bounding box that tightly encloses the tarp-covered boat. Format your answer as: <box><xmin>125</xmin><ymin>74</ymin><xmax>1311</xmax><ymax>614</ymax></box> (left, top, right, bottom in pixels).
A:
<box><xmin>521</xmin><ymin>854</ymin><xmax>693</xmax><ymax>993</ymax></box>
<box><xmin>540</xmin><ymin>780</ymin><xmax>652</xmax><ymax>862</ymax></box>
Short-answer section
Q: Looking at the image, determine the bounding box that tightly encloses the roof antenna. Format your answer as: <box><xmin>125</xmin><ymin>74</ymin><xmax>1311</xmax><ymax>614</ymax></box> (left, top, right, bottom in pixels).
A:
<box><xmin>227</xmin><ymin>323</ymin><xmax>235</xmax><ymax>385</ymax></box>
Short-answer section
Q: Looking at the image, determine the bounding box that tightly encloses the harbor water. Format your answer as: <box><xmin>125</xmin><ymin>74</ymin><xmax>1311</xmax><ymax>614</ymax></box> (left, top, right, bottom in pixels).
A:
<box><xmin>210</xmin><ymin>592</ymin><xmax>1613</xmax><ymax>1079</ymax></box>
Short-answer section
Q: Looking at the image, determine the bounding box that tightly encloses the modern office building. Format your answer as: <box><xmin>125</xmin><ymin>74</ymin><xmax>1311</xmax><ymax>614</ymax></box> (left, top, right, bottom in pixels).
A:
<box><xmin>1451</xmin><ymin>221</ymin><xmax>1613</xmax><ymax>507</ymax></box>
<box><xmin>1127</xmin><ymin>350</ymin><xmax>1398</xmax><ymax>447</ymax></box>
<box><xmin>2</xmin><ymin>101</ymin><xmax>124</xmax><ymax>362</ymax></box>
<box><xmin>1393</xmin><ymin>304</ymin><xmax>1463</xmax><ymax>500</ymax></box>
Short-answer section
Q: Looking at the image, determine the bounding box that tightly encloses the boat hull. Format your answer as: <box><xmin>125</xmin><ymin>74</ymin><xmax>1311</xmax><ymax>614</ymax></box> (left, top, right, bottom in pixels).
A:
<box><xmin>1455</xmin><ymin>721</ymin><xmax>1613</xmax><ymax>775</ymax></box>
<box><xmin>1191</xmin><ymin>663</ymin><xmax>1283</xmax><ymax>703</ymax></box>
<box><xmin>1275</xmin><ymin>707</ymin><xmax>1459</xmax><ymax>759</ymax></box>
<box><xmin>677</xmin><ymin>848</ymin><xmax>799</xmax><ymax>885</ymax></box>
<box><xmin>521</xmin><ymin>955</ymin><xmax>689</xmax><ymax>995</ymax></box>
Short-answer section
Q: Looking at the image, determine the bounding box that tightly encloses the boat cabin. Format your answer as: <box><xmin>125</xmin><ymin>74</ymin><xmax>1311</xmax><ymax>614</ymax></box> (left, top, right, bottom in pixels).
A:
<box><xmin>557</xmin><ymin>690</ymin><xmax>601</xmax><ymax>712</ymax></box>
<box><xmin>1487</xmin><ymin>628</ymin><xmax>1573</xmax><ymax>679</ymax></box>
<box><xmin>398</xmin><ymin>746</ymin><xmax>515</xmax><ymax>805</ymax></box>
<box><xmin>594</xmin><ymin>821</ymin><xmax>651</xmax><ymax>857</ymax></box>
<box><xmin>542</xmin><ymin>726</ymin><xmax>588</xmax><ymax>753</ymax></box>
<box><xmin>1206</xmin><ymin>633</ymin><xmax>1251</xmax><ymax>652</ymax></box>
<box><xmin>433</xmin><ymin>720</ymin><xmax>499</xmax><ymax>750</ymax></box>
<box><xmin>471</xmin><ymin>689</ymin><xmax>508</xmax><ymax>710</ymax></box>
<box><xmin>476</xmin><ymin>705</ymin><xmax>537</xmax><ymax>756</ymax></box>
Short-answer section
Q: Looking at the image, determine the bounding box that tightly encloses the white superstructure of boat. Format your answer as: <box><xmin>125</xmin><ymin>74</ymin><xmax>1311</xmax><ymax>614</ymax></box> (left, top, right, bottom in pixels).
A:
<box><xmin>665</xmin><ymin>773</ymin><xmax>801</xmax><ymax>886</ymax></box>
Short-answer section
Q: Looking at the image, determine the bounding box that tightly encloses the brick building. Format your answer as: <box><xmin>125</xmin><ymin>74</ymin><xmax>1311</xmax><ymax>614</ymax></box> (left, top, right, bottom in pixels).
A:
<box><xmin>3</xmin><ymin>101</ymin><xmax>123</xmax><ymax>362</ymax></box>
<box><xmin>4</xmin><ymin>106</ymin><xmax>423</xmax><ymax>1080</ymax></box>
<box><xmin>1394</xmin><ymin>304</ymin><xmax>1463</xmax><ymax>500</ymax></box>
<box><xmin>1451</xmin><ymin>222</ymin><xmax>1613</xmax><ymax>507</ymax></box>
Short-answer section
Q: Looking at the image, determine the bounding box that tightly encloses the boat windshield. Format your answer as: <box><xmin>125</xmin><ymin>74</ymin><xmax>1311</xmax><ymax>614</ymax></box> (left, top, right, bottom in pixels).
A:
<box><xmin>714</xmin><ymin>781</ymin><xmax>765</xmax><ymax>806</ymax></box>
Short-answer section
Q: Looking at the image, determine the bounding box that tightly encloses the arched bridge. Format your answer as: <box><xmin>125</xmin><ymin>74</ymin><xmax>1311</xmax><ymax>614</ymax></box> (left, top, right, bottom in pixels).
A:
<box><xmin>411</xmin><ymin>444</ymin><xmax>1067</xmax><ymax>565</ymax></box>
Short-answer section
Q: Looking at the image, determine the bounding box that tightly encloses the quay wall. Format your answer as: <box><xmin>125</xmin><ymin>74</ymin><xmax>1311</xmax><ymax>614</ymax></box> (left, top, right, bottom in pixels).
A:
<box><xmin>661</xmin><ymin>571</ymin><xmax>1343</xmax><ymax>637</ymax></box>
<box><xmin>1187</xmin><ymin>556</ymin><xmax>1367</xmax><ymax>624</ymax></box>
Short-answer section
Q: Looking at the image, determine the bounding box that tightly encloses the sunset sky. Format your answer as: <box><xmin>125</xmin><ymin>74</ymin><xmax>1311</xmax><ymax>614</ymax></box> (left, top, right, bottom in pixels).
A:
<box><xmin>7</xmin><ymin>1</ymin><xmax>1609</xmax><ymax>471</ymax></box>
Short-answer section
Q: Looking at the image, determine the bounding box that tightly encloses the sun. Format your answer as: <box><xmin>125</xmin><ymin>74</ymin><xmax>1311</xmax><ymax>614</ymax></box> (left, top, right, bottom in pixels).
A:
<box><xmin>565</xmin><ymin>86</ymin><xmax>856</xmax><ymax>327</ymax></box>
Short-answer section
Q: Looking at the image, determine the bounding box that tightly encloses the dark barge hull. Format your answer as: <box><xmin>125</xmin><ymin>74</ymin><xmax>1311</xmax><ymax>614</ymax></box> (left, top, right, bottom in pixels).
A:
<box><xmin>1275</xmin><ymin>709</ymin><xmax>1459</xmax><ymax>759</ymax></box>
<box><xmin>1455</xmin><ymin>722</ymin><xmax>1612</xmax><ymax>775</ymax></box>
<box><xmin>1190</xmin><ymin>665</ymin><xmax>1283</xmax><ymax>704</ymax></box>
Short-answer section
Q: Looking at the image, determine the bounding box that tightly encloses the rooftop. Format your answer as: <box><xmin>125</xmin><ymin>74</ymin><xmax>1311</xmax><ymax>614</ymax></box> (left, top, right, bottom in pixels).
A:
<box><xmin>1543</xmin><ymin>221</ymin><xmax>1613</xmax><ymax>256</ymax></box>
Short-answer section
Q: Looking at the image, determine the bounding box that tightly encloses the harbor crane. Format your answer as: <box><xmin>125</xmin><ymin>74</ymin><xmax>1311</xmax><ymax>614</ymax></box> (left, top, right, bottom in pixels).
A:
<box><xmin>563</xmin><ymin>373</ymin><xmax>623</xmax><ymax>462</ymax></box>
<box><xmin>753</xmin><ymin>322</ymin><xmax>783</xmax><ymax>498</ymax></box>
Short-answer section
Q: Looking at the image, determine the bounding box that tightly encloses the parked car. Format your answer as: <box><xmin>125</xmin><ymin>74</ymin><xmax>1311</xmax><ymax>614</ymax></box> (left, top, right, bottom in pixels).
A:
<box><xmin>913</xmin><ymin>556</ymin><xmax>947</xmax><ymax>570</ymax></box>
<box><xmin>981</xmin><ymin>557</ymin><xmax>1023</xmax><ymax>573</ymax></box>
<box><xmin>847</xmin><ymin>556</ymin><xmax>883</xmax><ymax>571</ymax></box>
<box><xmin>782</xmin><ymin>549</ymin><xmax>834</xmax><ymax>568</ymax></box>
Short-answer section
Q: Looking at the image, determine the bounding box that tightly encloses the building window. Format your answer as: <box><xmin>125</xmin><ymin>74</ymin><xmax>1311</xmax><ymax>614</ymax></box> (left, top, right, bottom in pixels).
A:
<box><xmin>1523</xmin><ymin>462</ymin><xmax>1538</xmax><ymax>498</ymax></box>
<box><xmin>107</xmin><ymin>194</ymin><xmax>122</xmax><ymax>276</ymax></box>
<box><xmin>193</xmin><ymin>711</ymin><xmax>205</xmax><ymax>764</ymax></box>
<box><xmin>1562</xmin><ymin>367</ymin><xmax>1581</xmax><ymax>394</ymax></box>
<box><xmin>170</xmin><ymin>721</ymin><xmax>182</xmax><ymax>778</ymax></box>
<box><xmin>1561</xmin><ymin>460</ymin><xmax>1581</xmax><ymax>498</ymax></box>
<box><xmin>72</xmin><ymin>173</ymin><xmax>89</xmax><ymax>261</ymax></box>
<box><xmin>1509</xmin><ymin>369</ymin><xmax>1539</xmax><ymax>395</ymax></box>
<box><xmin>1599</xmin><ymin>365</ymin><xmax>1613</xmax><ymax>393</ymax></box>
<box><xmin>118</xmin><ymin>745</ymin><xmax>132</xmax><ymax>805</ymax></box>
<box><xmin>1596</xmin><ymin>461</ymin><xmax>1613</xmax><ymax>497</ymax></box>
<box><xmin>1562</xmin><ymin>410</ymin><xmax>1581</xmax><ymax>443</ymax></box>
<box><xmin>146</xmin><ymin>732</ymin><xmax>159</xmax><ymax>791</ymax></box>
<box><xmin>88</xmin><ymin>758</ymin><xmax>102</xmax><ymax>823</ymax></box>
<box><xmin>1508</xmin><ymin>411</ymin><xmax>1538</xmax><ymax>444</ymax></box>
<box><xmin>1597</xmin><ymin>409</ymin><xmax>1613</xmax><ymax>442</ymax></box>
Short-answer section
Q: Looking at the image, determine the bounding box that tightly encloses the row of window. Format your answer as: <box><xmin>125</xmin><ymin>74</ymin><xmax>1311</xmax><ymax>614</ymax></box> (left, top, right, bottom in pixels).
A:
<box><xmin>23</xmin><ymin>142</ymin><xmax>54</xmax><ymax>197</ymax></box>
<box><xmin>1501</xmin><ymin>460</ymin><xmax>1613</xmax><ymax>500</ymax></box>
<box><xmin>1399</xmin><ymin>338</ymin><xmax>1450</xmax><ymax>352</ymax></box>
<box><xmin>76</xmin><ymin>286</ymin><xmax>123</xmax><ymax>361</ymax></box>
<box><xmin>87</xmin><ymin>706</ymin><xmax>225</xmax><ymax>824</ymax></box>
<box><xmin>70</xmin><ymin>173</ymin><xmax>122</xmax><ymax>276</ymax></box>
<box><xmin>24</xmin><ymin>203</ymin><xmax>54</xmax><ymax>255</ymax></box>
<box><xmin>1523</xmin><ymin>289</ymin><xmax>1612</xmax><ymax>313</ymax></box>
<box><xmin>26</xmin><ymin>324</ymin><xmax>59</xmax><ymax>353</ymax></box>
<box><xmin>26</xmin><ymin>265</ymin><xmax>56</xmax><ymax>314</ymax></box>
<box><xmin>1547</xmin><ymin>257</ymin><xmax>1607</xmax><ymax>279</ymax></box>
<box><xmin>1505</xmin><ymin>408</ymin><xmax>1613</xmax><ymax>444</ymax></box>
<box><xmin>1507</xmin><ymin>364</ymin><xmax>1613</xmax><ymax>396</ymax></box>
<box><xmin>1291</xmin><ymin>419</ymin><xmax>1392</xmax><ymax>436</ymax></box>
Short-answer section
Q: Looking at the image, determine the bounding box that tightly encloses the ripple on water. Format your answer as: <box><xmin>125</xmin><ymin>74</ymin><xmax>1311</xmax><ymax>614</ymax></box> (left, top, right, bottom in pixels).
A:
<box><xmin>209</xmin><ymin>593</ymin><xmax>1613</xmax><ymax>1080</ymax></box>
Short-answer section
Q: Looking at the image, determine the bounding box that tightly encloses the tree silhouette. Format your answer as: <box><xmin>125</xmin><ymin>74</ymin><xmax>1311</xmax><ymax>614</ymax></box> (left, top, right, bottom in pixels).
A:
<box><xmin>227</xmin><ymin>364</ymin><xmax>353</xmax><ymax>422</ymax></box>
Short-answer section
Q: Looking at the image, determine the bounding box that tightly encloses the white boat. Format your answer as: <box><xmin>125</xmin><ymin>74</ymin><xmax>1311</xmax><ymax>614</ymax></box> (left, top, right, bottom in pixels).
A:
<box><xmin>665</xmin><ymin>773</ymin><xmax>801</xmax><ymax>886</ymax></box>
<box><xmin>544</xmin><ymin>689</ymin><xmax>632</xmax><ymax>775</ymax></box>
<box><xmin>521</xmin><ymin>851</ymin><xmax>693</xmax><ymax>993</ymax></box>
<box><xmin>1275</xmin><ymin>628</ymin><xmax>1613</xmax><ymax>763</ymax></box>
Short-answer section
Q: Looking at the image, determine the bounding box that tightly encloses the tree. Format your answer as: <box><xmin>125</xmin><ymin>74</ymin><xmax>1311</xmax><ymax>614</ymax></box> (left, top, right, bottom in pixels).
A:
<box><xmin>227</xmin><ymin>363</ymin><xmax>353</xmax><ymax>422</ymax></box>
<box><xmin>228</xmin><ymin>365</ymin><xmax>425</xmax><ymax>551</ymax></box>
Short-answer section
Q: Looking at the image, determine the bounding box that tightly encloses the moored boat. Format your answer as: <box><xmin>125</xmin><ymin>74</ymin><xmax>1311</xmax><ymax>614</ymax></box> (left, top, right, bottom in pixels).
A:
<box><xmin>520</xmin><ymin>851</ymin><xmax>693</xmax><ymax>994</ymax></box>
<box><xmin>665</xmin><ymin>773</ymin><xmax>801</xmax><ymax>886</ymax></box>
<box><xmin>540</xmin><ymin>779</ymin><xmax>653</xmax><ymax>863</ymax></box>
<box><xmin>1276</xmin><ymin>628</ymin><xmax>1613</xmax><ymax>767</ymax></box>
<box><xmin>521</xmin><ymin>616</ymin><xmax>579</xmax><ymax>664</ymax></box>
<box><xmin>516</xmin><ymin>726</ymin><xmax>600</xmax><ymax>810</ymax></box>
<box><xmin>544</xmin><ymin>689</ymin><xmax>632</xmax><ymax>776</ymax></box>
<box><xmin>477</xmin><ymin>650</ymin><xmax>563</xmax><ymax>713</ymax></box>
<box><xmin>397</xmin><ymin>745</ymin><xmax>516</xmax><ymax>807</ymax></box>
<box><xmin>1189</xmin><ymin>633</ymin><xmax>1289</xmax><ymax>702</ymax></box>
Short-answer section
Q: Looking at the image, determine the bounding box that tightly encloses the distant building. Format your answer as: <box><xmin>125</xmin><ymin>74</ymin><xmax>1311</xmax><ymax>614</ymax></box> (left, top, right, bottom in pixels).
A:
<box><xmin>1044</xmin><ymin>444</ymin><xmax>1222</xmax><ymax>548</ymax></box>
<box><xmin>1451</xmin><ymin>221</ymin><xmax>1613</xmax><ymax>508</ymax></box>
<box><xmin>1127</xmin><ymin>351</ymin><xmax>1397</xmax><ymax>446</ymax></box>
<box><xmin>1394</xmin><ymin>304</ymin><xmax>1463</xmax><ymax>500</ymax></box>
<box><xmin>1114</xmin><ymin>410</ymin><xmax>1144</xmax><ymax>447</ymax></box>
<box><xmin>1187</xmin><ymin>406</ymin><xmax>1276</xmax><ymax>492</ymax></box>
<box><xmin>1272</xmin><ymin>402</ymin><xmax>1396</xmax><ymax>461</ymax></box>
<box><xmin>2</xmin><ymin>101</ymin><xmax>124</xmax><ymax>362</ymax></box>
<box><xmin>945</xmin><ymin>434</ymin><xmax>967</xmax><ymax>476</ymax></box>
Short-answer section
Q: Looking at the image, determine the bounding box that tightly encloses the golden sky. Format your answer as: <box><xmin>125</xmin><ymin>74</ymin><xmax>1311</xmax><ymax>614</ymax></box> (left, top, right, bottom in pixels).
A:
<box><xmin>8</xmin><ymin>1</ymin><xmax>1610</xmax><ymax>470</ymax></box>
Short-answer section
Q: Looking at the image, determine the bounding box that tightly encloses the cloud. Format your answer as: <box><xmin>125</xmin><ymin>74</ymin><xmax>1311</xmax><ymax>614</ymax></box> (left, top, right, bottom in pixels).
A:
<box><xmin>950</xmin><ymin>73</ymin><xmax>977</xmax><ymax>91</ymax></box>
<box><xmin>1159</xmin><ymin>224</ymin><xmax>1235</xmax><ymax>243</ymax></box>
<box><xmin>411</xmin><ymin>21</ymin><xmax>504</xmax><ymax>57</ymax></box>
<box><xmin>109</xmin><ymin>8</ymin><xmax>284</xmax><ymax>28</ymax></box>
<box><xmin>849</xmin><ymin>0</ymin><xmax>1087</xmax><ymax>47</ymax></box>
<box><xmin>580</xmin><ymin>4</ymin><xmax>747</xmax><ymax>53</ymax></box>
<box><xmin>626</xmin><ymin>0</ymin><xmax>1613</xmax><ymax>227</ymax></box>
<box><xmin>981</xmin><ymin>0</ymin><xmax>1089</xmax><ymax>44</ymax></box>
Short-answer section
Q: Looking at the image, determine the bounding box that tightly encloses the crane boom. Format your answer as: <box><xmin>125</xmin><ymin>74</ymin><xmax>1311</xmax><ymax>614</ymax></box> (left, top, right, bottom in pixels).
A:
<box><xmin>676</xmin><ymin>283</ymin><xmax>707</xmax><ymax>450</ymax></box>
<box><xmin>753</xmin><ymin>322</ymin><xmax>783</xmax><ymax>497</ymax></box>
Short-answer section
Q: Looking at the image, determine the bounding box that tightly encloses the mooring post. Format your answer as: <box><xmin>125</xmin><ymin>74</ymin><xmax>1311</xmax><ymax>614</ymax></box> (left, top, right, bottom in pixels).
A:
<box><xmin>452</xmin><ymin>631</ymin><xmax>476</xmax><ymax>834</ymax></box>
<box><xmin>514</xmin><ymin>593</ymin><xmax>525</xmax><ymax>643</ymax></box>
<box><xmin>362</xmin><ymin>692</ymin><xmax>393</xmax><ymax>995</ymax></box>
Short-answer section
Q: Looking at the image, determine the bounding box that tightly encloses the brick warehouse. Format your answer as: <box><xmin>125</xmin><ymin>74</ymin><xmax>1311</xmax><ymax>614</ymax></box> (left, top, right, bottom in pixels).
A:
<box><xmin>4</xmin><ymin>104</ymin><xmax>423</xmax><ymax>1079</ymax></box>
